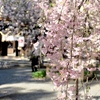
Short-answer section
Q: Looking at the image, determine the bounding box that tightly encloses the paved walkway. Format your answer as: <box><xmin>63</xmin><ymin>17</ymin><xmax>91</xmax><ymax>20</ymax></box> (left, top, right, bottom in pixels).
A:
<box><xmin>0</xmin><ymin>66</ymin><xmax>57</xmax><ymax>100</ymax></box>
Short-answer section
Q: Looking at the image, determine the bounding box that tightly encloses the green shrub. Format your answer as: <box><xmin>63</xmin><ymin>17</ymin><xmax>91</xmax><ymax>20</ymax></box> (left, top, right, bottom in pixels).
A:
<box><xmin>32</xmin><ymin>70</ymin><xmax>46</xmax><ymax>78</ymax></box>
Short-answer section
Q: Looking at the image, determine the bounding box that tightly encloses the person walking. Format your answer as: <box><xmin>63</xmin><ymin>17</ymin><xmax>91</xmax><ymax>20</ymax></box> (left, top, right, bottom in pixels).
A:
<box><xmin>30</xmin><ymin>37</ymin><xmax>43</xmax><ymax>72</ymax></box>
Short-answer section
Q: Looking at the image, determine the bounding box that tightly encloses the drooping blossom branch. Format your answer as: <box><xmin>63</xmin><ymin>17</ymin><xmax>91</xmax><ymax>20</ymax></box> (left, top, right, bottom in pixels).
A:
<box><xmin>39</xmin><ymin>0</ymin><xmax>100</xmax><ymax>99</ymax></box>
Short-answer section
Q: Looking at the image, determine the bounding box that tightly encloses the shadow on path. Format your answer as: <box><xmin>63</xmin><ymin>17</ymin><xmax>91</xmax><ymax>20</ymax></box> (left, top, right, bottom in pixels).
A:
<box><xmin>0</xmin><ymin>67</ymin><xmax>51</xmax><ymax>85</ymax></box>
<box><xmin>0</xmin><ymin>66</ymin><xmax>56</xmax><ymax>100</ymax></box>
<box><xmin>0</xmin><ymin>89</ymin><xmax>56</xmax><ymax>100</ymax></box>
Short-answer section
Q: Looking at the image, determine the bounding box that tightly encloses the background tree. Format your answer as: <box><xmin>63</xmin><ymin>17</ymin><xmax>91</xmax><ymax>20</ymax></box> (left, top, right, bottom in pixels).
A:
<box><xmin>0</xmin><ymin>0</ymin><xmax>42</xmax><ymax>41</ymax></box>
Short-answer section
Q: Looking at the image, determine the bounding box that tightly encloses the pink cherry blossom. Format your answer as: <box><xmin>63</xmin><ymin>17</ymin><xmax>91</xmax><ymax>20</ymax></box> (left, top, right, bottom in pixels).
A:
<box><xmin>40</xmin><ymin>0</ymin><xmax>100</xmax><ymax>99</ymax></box>
<box><xmin>87</xmin><ymin>67</ymin><xmax>97</xmax><ymax>72</ymax></box>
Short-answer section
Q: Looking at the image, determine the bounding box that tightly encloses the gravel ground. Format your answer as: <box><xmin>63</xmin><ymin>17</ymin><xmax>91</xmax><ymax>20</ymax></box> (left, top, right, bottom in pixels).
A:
<box><xmin>0</xmin><ymin>67</ymin><xmax>57</xmax><ymax>100</ymax></box>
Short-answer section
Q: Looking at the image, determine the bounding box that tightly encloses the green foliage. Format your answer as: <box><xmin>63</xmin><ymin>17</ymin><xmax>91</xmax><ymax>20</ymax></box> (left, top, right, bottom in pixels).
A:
<box><xmin>32</xmin><ymin>70</ymin><xmax>46</xmax><ymax>78</ymax></box>
<box><xmin>84</xmin><ymin>70</ymin><xmax>90</xmax><ymax>76</ymax></box>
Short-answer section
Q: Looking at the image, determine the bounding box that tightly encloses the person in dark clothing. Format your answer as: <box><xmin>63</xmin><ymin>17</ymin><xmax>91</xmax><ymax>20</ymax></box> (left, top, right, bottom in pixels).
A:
<box><xmin>30</xmin><ymin>35</ymin><xmax>44</xmax><ymax>72</ymax></box>
<box><xmin>30</xmin><ymin>38</ymin><xmax>39</xmax><ymax>72</ymax></box>
<box><xmin>31</xmin><ymin>55</ymin><xmax>38</xmax><ymax>72</ymax></box>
